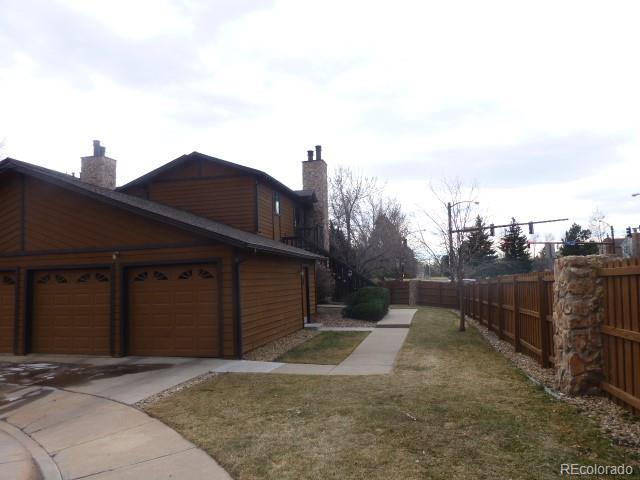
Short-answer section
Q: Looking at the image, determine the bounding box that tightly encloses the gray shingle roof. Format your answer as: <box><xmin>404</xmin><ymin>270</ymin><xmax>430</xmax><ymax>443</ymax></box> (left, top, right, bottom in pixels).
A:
<box><xmin>0</xmin><ymin>158</ymin><xmax>324</xmax><ymax>261</ymax></box>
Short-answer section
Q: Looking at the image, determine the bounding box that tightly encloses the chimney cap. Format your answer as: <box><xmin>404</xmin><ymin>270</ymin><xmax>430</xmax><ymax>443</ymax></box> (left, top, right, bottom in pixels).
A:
<box><xmin>315</xmin><ymin>145</ymin><xmax>322</xmax><ymax>161</ymax></box>
<box><xmin>307</xmin><ymin>150</ymin><xmax>314</xmax><ymax>162</ymax></box>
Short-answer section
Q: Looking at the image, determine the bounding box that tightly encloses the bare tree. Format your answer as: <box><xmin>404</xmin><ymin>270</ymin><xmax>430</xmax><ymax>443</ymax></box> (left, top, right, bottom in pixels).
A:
<box><xmin>329</xmin><ymin>167</ymin><xmax>379</xmax><ymax>265</ymax></box>
<box><xmin>414</xmin><ymin>178</ymin><xmax>478</xmax><ymax>331</ymax></box>
<box><xmin>588</xmin><ymin>208</ymin><xmax>608</xmax><ymax>242</ymax></box>
<box><xmin>329</xmin><ymin>167</ymin><xmax>415</xmax><ymax>279</ymax></box>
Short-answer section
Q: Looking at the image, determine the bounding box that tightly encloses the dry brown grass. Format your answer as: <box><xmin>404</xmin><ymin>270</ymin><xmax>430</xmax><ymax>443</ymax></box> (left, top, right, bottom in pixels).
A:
<box><xmin>277</xmin><ymin>331</ymin><xmax>369</xmax><ymax>365</ymax></box>
<box><xmin>146</xmin><ymin>307</ymin><xmax>640</xmax><ymax>480</ymax></box>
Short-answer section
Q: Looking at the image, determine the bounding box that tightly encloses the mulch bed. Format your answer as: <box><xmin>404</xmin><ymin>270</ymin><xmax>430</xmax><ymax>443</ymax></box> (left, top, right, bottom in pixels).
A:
<box><xmin>467</xmin><ymin>316</ymin><xmax>640</xmax><ymax>454</ymax></box>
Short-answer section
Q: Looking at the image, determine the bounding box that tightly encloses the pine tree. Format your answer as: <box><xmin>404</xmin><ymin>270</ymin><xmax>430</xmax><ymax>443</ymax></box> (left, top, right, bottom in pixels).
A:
<box><xmin>499</xmin><ymin>218</ymin><xmax>532</xmax><ymax>273</ymax></box>
<box><xmin>465</xmin><ymin>215</ymin><xmax>496</xmax><ymax>263</ymax></box>
<box><xmin>558</xmin><ymin>223</ymin><xmax>599</xmax><ymax>256</ymax></box>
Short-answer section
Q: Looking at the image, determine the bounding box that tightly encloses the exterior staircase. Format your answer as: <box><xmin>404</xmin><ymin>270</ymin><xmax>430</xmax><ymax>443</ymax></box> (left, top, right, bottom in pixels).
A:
<box><xmin>282</xmin><ymin>226</ymin><xmax>373</xmax><ymax>298</ymax></box>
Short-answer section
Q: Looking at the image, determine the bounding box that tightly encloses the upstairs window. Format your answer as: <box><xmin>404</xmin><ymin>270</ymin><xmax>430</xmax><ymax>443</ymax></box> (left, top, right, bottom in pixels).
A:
<box><xmin>274</xmin><ymin>192</ymin><xmax>281</xmax><ymax>216</ymax></box>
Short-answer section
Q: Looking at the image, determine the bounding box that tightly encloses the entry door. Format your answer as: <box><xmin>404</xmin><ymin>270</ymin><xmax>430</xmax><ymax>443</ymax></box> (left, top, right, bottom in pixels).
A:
<box><xmin>127</xmin><ymin>264</ymin><xmax>220</xmax><ymax>357</ymax></box>
<box><xmin>0</xmin><ymin>272</ymin><xmax>16</xmax><ymax>353</ymax></box>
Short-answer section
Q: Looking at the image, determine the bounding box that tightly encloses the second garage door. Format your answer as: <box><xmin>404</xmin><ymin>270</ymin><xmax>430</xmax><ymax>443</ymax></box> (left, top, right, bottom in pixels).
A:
<box><xmin>127</xmin><ymin>264</ymin><xmax>220</xmax><ymax>357</ymax></box>
<box><xmin>0</xmin><ymin>272</ymin><xmax>16</xmax><ymax>353</ymax></box>
<box><xmin>31</xmin><ymin>269</ymin><xmax>111</xmax><ymax>355</ymax></box>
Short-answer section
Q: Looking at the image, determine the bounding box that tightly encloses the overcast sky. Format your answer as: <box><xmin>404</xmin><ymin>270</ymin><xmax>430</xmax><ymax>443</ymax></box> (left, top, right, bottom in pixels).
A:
<box><xmin>1</xmin><ymin>0</ymin><xmax>639</xmax><ymax>251</ymax></box>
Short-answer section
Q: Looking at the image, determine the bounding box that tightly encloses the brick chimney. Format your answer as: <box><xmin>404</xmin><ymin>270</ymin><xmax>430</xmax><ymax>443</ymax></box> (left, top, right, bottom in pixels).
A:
<box><xmin>80</xmin><ymin>140</ymin><xmax>116</xmax><ymax>189</ymax></box>
<box><xmin>302</xmin><ymin>145</ymin><xmax>329</xmax><ymax>250</ymax></box>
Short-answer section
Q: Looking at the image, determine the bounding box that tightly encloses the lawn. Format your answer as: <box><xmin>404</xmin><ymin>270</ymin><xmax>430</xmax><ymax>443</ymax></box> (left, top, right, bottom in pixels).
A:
<box><xmin>146</xmin><ymin>307</ymin><xmax>640</xmax><ymax>480</ymax></box>
<box><xmin>277</xmin><ymin>331</ymin><xmax>369</xmax><ymax>365</ymax></box>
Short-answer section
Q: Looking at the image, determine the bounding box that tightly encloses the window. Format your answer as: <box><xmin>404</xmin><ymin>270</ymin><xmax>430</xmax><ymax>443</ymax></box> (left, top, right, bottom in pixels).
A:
<box><xmin>274</xmin><ymin>192</ymin><xmax>281</xmax><ymax>216</ymax></box>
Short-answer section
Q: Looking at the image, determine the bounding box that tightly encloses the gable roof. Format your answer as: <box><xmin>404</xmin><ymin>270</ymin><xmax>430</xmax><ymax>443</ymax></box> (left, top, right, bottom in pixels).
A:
<box><xmin>0</xmin><ymin>158</ymin><xmax>324</xmax><ymax>261</ymax></box>
<box><xmin>117</xmin><ymin>151</ymin><xmax>316</xmax><ymax>205</ymax></box>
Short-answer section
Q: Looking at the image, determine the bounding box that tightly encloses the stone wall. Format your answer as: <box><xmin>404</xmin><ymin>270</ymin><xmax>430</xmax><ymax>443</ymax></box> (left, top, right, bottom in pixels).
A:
<box><xmin>302</xmin><ymin>158</ymin><xmax>329</xmax><ymax>250</ymax></box>
<box><xmin>553</xmin><ymin>255</ymin><xmax>609</xmax><ymax>395</ymax></box>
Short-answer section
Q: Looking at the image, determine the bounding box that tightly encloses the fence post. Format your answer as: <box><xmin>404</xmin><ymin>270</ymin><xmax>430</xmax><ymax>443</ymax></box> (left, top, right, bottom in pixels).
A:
<box><xmin>498</xmin><ymin>279</ymin><xmax>504</xmax><ymax>340</ymax></box>
<box><xmin>538</xmin><ymin>272</ymin><xmax>550</xmax><ymax>368</ymax></box>
<box><xmin>487</xmin><ymin>279</ymin><xmax>495</xmax><ymax>331</ymax></box>
<box><xmin>513</xmin><ymin>276</ymin><xmax>521</xmax><ymax>352</ymax></box>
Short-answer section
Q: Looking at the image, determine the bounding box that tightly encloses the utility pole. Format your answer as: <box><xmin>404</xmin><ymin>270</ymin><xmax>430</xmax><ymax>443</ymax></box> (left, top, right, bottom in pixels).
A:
<box><xmin>447</xmin><ymin>202</ymin><xmax>453</xmax><ymax>281</ymax></box>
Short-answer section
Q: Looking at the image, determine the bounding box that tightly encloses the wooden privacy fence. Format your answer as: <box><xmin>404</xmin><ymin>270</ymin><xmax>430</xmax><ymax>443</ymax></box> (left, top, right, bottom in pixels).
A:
<box><xmin>599</xmin><ymin>258</ymin><xmax>640</xmax><ymax>414</ymax></box>
<box><xmin>462</xmin><ymin>272</ymin><xmax>555</xmax><ymax>368</ymax></box>
<box><xmin>386</xmin><ymin>281</ymin><xmax>409</xmax><ymax>304</ymax></box>
<box><xmin>385</xmin><ymin>280</ymin><xmax>458</xmax><ymax>308</ymax></box>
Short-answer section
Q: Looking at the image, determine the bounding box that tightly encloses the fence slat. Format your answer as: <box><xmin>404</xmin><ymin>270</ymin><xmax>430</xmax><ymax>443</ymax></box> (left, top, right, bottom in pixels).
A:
<box><xmin>538</xmin><ymin>273</ymin><xmax>550</xmax><ymax>368</ymax></box>
<box><xmin>513</xmin><ymin>276</ymin><xmax>521</xmax><ymax>353</ymax></box>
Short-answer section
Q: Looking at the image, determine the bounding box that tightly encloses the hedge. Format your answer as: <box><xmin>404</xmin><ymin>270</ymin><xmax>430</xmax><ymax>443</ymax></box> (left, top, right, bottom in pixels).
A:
<box><xmin>343</xmin><ymin>287</ymin><xmax>390</xmax><ymax>321</ymax></box>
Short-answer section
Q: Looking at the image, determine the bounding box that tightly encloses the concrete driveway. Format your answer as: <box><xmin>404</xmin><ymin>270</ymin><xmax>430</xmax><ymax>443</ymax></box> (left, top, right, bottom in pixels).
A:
<box><xmin>0</xmin><ymin>356</ymin><xmax>233</xmax><ymax>480</ymax></box>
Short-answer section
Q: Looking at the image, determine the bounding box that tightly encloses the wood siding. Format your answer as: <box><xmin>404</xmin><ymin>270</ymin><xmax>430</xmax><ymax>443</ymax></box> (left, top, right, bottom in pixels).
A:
<box><xmin>256</xmin><ymin>181</ymin><xmax>297</xmax><ymax>241</ymax></box>
<box><xmin>257</xmin><ymin>182</ymin><xmax>274</xmax><ymax>239</ymax></box>
<box><xmin>240</xmin><ymin>255</ymin><xmax>305</xmax><ymax>353</ymax></box>
<box><xmin>121</xmin><ymin>158</ymin><xmax>258</xmax><ymax>233</ymax></box>
<box><xmin>0</xmin><ymin>172</ymin><xmax>22</xmax><ymax>253</ymax></box>
<box><xmin>146</xmin><ymin>176</ymin><xmax>256</xmax><ymax>233</ymax></box>
<box><xmin>24</xmin><ymin>177</ymin><xmax>197</xmax><ymax>251</ymax></box>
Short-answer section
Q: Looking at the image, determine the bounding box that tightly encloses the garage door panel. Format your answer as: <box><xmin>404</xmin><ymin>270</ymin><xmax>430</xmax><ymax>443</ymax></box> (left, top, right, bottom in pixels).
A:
<box><xmin>127</xmin><ymin>264</ymin><xmax>219</xmax><ymax>357</ymax></box>
<box><xmin>0</xmin><ymin>273</ymin><xmax>16</xmax><ymax>353</ymax></box>
<box><xmin>31</xmin><ymin>269</ymin><xmax>110</xmax><ymax>355</ymax></box>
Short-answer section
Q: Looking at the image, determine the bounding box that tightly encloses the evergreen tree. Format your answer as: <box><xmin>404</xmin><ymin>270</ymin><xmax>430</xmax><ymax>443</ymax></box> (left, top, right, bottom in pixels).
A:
<box><xmin>499</xmin><ymin>218</ymin><xmax>532</xmax><ymax>273</ymax></box>
<box><xmin>558</xmin><ymin>223</ymin><xmax>599</xmax><ymax>256</ymax></box>
<box><xmin>464</xmin><ymin>215</ymin><xmax>496</xmax><ymax>263</ymax></box>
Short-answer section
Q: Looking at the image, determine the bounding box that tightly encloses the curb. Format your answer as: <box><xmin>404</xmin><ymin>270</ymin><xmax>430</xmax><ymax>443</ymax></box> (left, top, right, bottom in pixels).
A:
<box><xmin>0</xmin><ymin>420</ymin><xmax>61</xmax><ymax>480</ymax></box>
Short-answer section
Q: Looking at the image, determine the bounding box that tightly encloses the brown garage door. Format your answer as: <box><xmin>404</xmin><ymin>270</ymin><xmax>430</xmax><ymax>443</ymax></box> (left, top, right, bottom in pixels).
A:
<box><xmin>0</xmin><ymin>272</ymin><xmax>16</xmax><ymax>353</ymax></box>
<box><xmin>127</xmin><ymin>264</ymin><xmax>220</xmax><ymax>357</ymax></box>
<box><xmin>31</xmin><ymin>269</ymin><xmax>110</xmax><ymax>355</ymax></box>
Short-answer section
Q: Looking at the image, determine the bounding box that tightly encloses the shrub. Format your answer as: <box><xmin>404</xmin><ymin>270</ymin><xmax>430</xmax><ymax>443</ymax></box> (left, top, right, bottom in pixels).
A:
<box><xmin>343</xmin><ymin>286</ymin><xmax>390</xmax><ymax>321</ymax></box>
<box><xmin>343</xmin><ymin>299</ymin><xmax>387</xmax><ymax>321</ymax></box>
<box><xmin>347</xmin><ymin>287</ymin><xmax>390</xmax><ymax>309</ymax></box>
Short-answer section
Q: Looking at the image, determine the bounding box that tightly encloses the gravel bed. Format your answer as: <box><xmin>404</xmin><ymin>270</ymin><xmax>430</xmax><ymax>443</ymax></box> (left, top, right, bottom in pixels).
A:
<box><xmin>243</xmin><ymin>329</ymin><xmax>320</xmax><ymax>362</ymax></box>
<box><xmin>136</xmin><ymin>372</ymin><xmax>218</xmax><ymax>410</ymax></box>
<box><xmin>467</xmin><ymin>316</ymin><xmax>640</xmax><ymax>454</ymax></box>
<box><xmin>316</xmin><ymin>307</ymin><xmax>376</xmax><ymax>328</ymax></box>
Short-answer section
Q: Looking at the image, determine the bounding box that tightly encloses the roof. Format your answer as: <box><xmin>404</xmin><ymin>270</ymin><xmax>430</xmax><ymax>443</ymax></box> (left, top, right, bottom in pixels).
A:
<box><xmin>117</xmin><ymin>151</ymin><xmax>315</xmax><ymax>204</ymax></box>
<box><xmin>0</xmin><ymin>158</ymin><xmax>324</xmax><ymax>261</ymax></box>
<box><xmin>294</xmin><ymin>189</ymin><xmax>317</xmax><ymax>205</ymax></box>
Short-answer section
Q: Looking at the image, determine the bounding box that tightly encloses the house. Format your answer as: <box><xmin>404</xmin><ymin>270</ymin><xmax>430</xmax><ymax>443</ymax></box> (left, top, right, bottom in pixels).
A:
<box><xmin>0</xmin><ymin>142</ymin><xmax>331</xmax><ymax>358</ymax></box>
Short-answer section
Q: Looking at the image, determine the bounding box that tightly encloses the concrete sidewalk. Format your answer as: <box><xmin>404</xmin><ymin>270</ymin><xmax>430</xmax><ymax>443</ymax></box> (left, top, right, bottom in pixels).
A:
<box><xmin>377</xmin><ymin>308</ymin><xmax>417</xmax><ymax>328</ymax></box>
<box><xmin>0</xmin><ymin>385</ymin><xmax>232</xmax><ymax>480</ymax></box>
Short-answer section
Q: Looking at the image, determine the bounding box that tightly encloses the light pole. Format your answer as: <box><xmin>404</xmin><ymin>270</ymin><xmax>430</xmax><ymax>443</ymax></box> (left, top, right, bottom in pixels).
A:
<box><xmin>447</xmin><ymin>200</ymin><xmax>479</xmax><ymax>332</ymax></box>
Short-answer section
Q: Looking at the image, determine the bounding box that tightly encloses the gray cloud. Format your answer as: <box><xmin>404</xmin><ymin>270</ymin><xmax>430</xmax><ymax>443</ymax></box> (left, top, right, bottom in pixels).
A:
<box><xmin>374</xmin><ymin>132</ymin><xmax>629</xmax><ymax>187</ymax></box>
<box><xmin>360</xmin><ymin>102</ymin><xmax>500</xmax><ymax>136</ymax></box>
<box><xmin>0</xmin><ymin>1</ymin><xmax>269</xmax><ymax>89</ymax></box>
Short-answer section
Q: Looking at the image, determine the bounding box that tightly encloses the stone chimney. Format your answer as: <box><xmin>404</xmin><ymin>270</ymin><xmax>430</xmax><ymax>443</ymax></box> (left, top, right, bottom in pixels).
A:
<box><xmin>80</xmin><ymin>140</ymin><xmax>116</xmax><ymax>189</ymax></box>
<box><xmin>302</xmin><ymin>145</ymin><xmax>329</xmax><ymax>250</ymax></box>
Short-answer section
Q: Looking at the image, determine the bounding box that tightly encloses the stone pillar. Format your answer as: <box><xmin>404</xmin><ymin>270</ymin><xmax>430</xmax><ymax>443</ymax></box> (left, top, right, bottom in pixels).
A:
<box><xmin>408</xmin><ymin>280</ymin><xmax>419</xmax><ymax>306</ymax></box>
<box><xmin>553</xmin><ymin>255</ymin><xmax>609</xmax><ymax>395</ymax></box>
